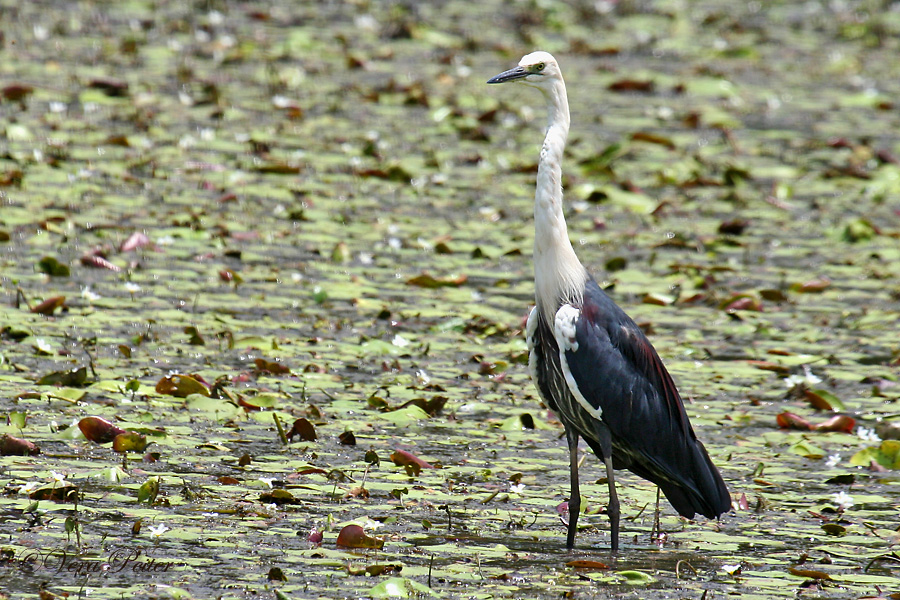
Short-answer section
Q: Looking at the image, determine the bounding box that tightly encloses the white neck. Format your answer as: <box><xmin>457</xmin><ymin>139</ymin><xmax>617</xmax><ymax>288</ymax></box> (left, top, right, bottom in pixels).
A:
<box><xmin>533</xmin><ymin>76</ymin><xmax>586</xmax><ymax>320</ymax></box>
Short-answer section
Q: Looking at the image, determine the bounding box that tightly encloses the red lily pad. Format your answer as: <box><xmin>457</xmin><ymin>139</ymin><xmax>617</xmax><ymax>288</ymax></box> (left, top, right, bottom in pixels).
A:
<box><xmin>31</xmin><ymin>296</ymin><xmax>67</xmax><ymax>315</ymax></box>
<box><xmin>79</xmin><ymin>416</ymin><xmax>127</xmax><ymax>444</ymax></box>
<box><xmin>287</xmin><ymin>418</ymin><xmax>317</xmax><ymax>442</ymax></box>
<box><xmin>390</xmin><ymin>449</ymin><xmax>435</xmax><ymax>475</ymax></box>
<box><xmin>120</xmin><ymin>231</ymin><xmax>155</xmax><ymax>252</ymax></box>
<box><xmin>567</xmin><ymin>560</ymin><xmax>610</xmax><ymax>570</ymax></box>
<box><xmin>336</xmin><ymin>524</ymin><xmax>384</xmax><ymax>549</ymax></box>
<box><xmin>0</xmin><ymin>434</ymin><xmax>41</xmax><ymax>456</ymax></box>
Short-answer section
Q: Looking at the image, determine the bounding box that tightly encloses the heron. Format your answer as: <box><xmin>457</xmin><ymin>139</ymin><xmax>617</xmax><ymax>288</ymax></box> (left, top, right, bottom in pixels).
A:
<box><xmin>488</xmin><ymin>51</ymin><xmax>731</xmax><ymax>552</ymax></box>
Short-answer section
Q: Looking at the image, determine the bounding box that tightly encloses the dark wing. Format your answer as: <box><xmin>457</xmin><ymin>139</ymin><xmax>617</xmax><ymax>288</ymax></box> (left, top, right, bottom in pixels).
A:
<box><xmin>560</xmin><ymin>278</ymin><xmax>731</xmax><ymax>519</ymax></box>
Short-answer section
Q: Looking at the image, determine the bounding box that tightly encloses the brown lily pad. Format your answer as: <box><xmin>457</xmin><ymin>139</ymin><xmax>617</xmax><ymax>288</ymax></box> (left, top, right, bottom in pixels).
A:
<box><xmin>336</xmin><ymin>524</ymin><xmax>384</xmax><ymax>549</ymax></box>
<box><xmin>79</xmin><ymin>416</ymin><xmax>127</xmax><ymax>444</ymax></box>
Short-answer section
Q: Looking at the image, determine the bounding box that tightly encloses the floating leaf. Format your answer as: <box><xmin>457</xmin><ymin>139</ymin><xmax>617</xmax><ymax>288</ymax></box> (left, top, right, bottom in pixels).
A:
<box><xmin>31</xmin><ymin>296</ymin><xmax>67</xmax><ymax>315</ymax></box>
<box><xmin>718</xmin><ymin>219</ymin><xmax>749</xmax><ymax>235</ymax></box>
<box><xmin>80</xmin><ymin>254</ymin><xmax>121</xmax><ymax>271</ymax></box>
<box><xmin>287</xmin><ymin>418</ymin><xmax>317</xmax><ymax>442</ymax></box>
<box><xmin>260</xmin><ymin>489</ymin><xmax>300</xmax><ymax>505</ymax></box>
<box><xmin>850</xmin><ymin>440</ymin><xmax>900</xmax><ymax>470</ymax></box>
<box><xmin>339</xmin><ymin>431</ymin><xmax>357</xmax><ymax>446</ymax></box>
<box><xmin>789</xmin><ymin>439</ymin><xmax>825</xmax><ymax>459</ymax></box>
<box><xmin>255</xmin><ymin>162</ymin><xmax>301</xmax><ymax>174</ymax></box>
<box><xmin>824</xmin><ymin>474</ymin><xmax>855</xmax><ymax>485</ymax></box>
<box><xmin>842</xmin><ymin>218</ymin><xmax>877</xmax><ymax>242</ymax></box>
<box><xmin>336</xmin><ymin>524</ymin><xmax>384</xmax><ymax>549</ymax></box>
<box><xmin>790</xmin><ymin>277</ymin><xmax>831</xmax><ymax>293</ymax></box>
<box><xmin>630</xmin><ymin>131</ymin><xmax>675</xmax><ymax>149</ymax></box>
<box><xmin>37</xmin><ymin>256</ymin><xmax>70</xmax><ymax>277</ymax></box>
<box><xmin>804</xmin><ymin>389</ymin><xmax>845</xmax><ymax>411</ymax></box>
<box><xmin>2</xmin><ymin>83</ymin><xmax>34</xmax><ymax>101</ymax></box>
<box><xmin>776</xmin><ymin>412</ymin><xmax>855</xmax><ymax>433</ymax></box>
<box><xmin>642</xmin><ymin>292</ymin><xmax>675</xmax><ymax>306</ymax></box>
<box><xmin>747</xmin><ymin>360</ymin><xmax>790</xmax><ymax>376</ymax></box>
<box><xmin>137</xmin><ymin>476</ymin><xmax>160</xmax><ymax>504</ymax></box>
<box><xmin>390</xmin><ymin>449</ymin><xmax>434</xmax><ymax>471</ymax></box>
<box><xmin>0</xmin><ymin>434</ymin><xmax>40</xmax><ymax>456</ymax></box>
<box><xmin>331</xmin><ymin>241</ymin><xmax>351</xmax><ymax>263</ymax></box>
<box><xmin>308</xmin><ymin>529</ymin><xmax>323</xmax><ymax>545</ymax></box>
<box><xmin>30</xmin><ymin>484</ymin><xmax>78</xmax><ymax>503</ymax></box>
<box><xmin>119</xmin><ymin>231</ymin><xmax>154</xmax><ymax>252</ymax></box>
<box><xmin>776</xmin><ymin>412</ymin><xmax>812</xmax><ymax>431</ymax></box>
<box><xmin>37</xmin><ymin>366</ymin><xmax>88</xmax><ymax>387</ymax></box>
<box><xmin>112</xmin><ymin>431</ymin><xmax>148</xmax><ymax>453</ymax></box>
<box><xmin>608</xmin><ymin>79</ymin><xmax>655</xmax><ymax>93</ymax></box>
<box><xmin>368</xmin><ymin>577</ymin><xmax>438</xmax><ymax>598</ymax></box>
<box><xmin>406</xmin><ymin>273</ymin><xmax>467</xmax><ymax>288</ymax></box>
<box><xmin>155</xmin><ymin>374</ymin><xmax>211</xmax><ymax>398</ymax></box>
<box><xmin>567</xmin><ymin>560</ymin><xmax>609</xmax><ymax>570</ymax></box>
<box><xmin>720</xmin><ymin>293</ymin><xmax>762</xmax><ymax>312</ymax></box>
<box><xmin>254</xmin><ymin>358</ymin><xmax>290</xmax><ymax>374</ymax></box>
<box><xmin>498</xmin><ymin>413</ymin><xmax>553</xmax><ymax>431</ymax></box>
<box><xmin>789</xmin><ymin>567</ymin><xmax>832</xmax><ymax>580</ymax></box>
<box><xmin>814</xmin><ymin>415</ymin><xmax>855</xmax><ymax>433</ymax></box>
<box><xmin>78</xmin><ymin>417</ymin><xmax>127</xmax><ymax>444</ymax></box>
<box><xmin>349</xmin><ymin>563</ymin><xmax>402</xmax><ymax>576</ymax></box>
<box><xmin>184</xmin><ymin>326</ymin><xmax>205</xmax><ymax>346</ymax></box>
<box><xmin>759</xmin><ymin>289</ymin><xmax>788</xmax><ymax>302</ymax></box>
<box><xmin>88</xmin><ymin>77</ymin><xmax>129</xmax><ymax>96</ymax></box>
<box><xmin>7</xmin><ymin>411</ymin><xmax>26</xmax><ymax>428</ymax></box>
<box><xmin>616</xmin><ymin>570</ymin><xmax>656</xmax><ymax>584</ymax></box>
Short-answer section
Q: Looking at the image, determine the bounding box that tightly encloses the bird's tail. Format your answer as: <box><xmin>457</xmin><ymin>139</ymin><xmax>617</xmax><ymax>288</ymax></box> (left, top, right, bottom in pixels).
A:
<box><xmin>646</xmin><ymin>440</ymin><xmax>731</xmax><ymax>519</ymax></box>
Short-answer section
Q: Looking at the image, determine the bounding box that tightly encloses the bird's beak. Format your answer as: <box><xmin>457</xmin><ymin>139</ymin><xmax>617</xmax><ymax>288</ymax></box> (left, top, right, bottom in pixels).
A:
<box><xmin>487</xmin><ymin>66</ymin><xmax>528</xmax><ymax>84</ymax></box>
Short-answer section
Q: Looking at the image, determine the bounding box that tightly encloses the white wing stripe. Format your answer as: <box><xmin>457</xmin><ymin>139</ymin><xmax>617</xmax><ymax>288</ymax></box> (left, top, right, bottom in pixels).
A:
<box><xmin>554</xmin><ymin>305</ymin><xmax>603</xmax><ymax>421</ymax></box>
<box><xmin>526</xmin><ymin>306</ymin><xmax>541</xmax><ymax>388</ymax></box>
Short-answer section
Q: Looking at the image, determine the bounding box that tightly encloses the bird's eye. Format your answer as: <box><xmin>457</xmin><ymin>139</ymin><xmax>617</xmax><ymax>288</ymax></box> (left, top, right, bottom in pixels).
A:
<box><xmin>536</xmin><ymin>63</ymin><xmax>545</xmax><ymax>71</ymax></box>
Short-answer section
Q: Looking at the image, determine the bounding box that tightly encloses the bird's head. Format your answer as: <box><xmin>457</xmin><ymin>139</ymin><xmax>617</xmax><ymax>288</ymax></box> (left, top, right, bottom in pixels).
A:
<box><xmin>487</xmin><ymin>51</ymin><xmax>561</xmax><ymax>91</ymax></box>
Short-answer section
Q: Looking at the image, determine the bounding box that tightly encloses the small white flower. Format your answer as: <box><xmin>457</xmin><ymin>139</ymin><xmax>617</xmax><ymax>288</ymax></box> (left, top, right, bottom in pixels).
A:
<box><xmin>124</xmin><ymin>282</ymin><xmax>142</xmax><ymax>294</ymax></box>
<box><xmin>392</xmin><ymin>334</ymin><xmax>410</xmax><ymax>348</ymax></box>
<box><xmin>509</xmin><ymin>483</ymin><xmax>525</xmax><ymax>494</ymax></box>
<box><xmin>148</xmin><ymin>524</ymin><xmax>169</xmax><ymax>538</ymax></box>
<box><xmin>272</xmin><ymin>95</ymin><xmax>294</xmax><ymax>109</ymax></box>
<box><xmin>826</xmin><ymin>454</ymin><xmax>841</xmax><ymax>468</ymax></box>
<box><xmin>50</xmin><ymin>471</ymin><xmax>67</xmax><ymax>483</ymax></box>
<box><xmin>19</xmin><ymin>482</ymin><xmax>40</xmax><ymax>495</ymax></box>
<box><xmin>415</xmin><ymin>369</ymin><xmax>431</xmax><ymax>386</ymax></box>
<box><xmin>258</xmin><ymin>477</ymin><xmax>276</xmax><ymax>488</ymax></box>
<box><xmin>784</xmin><ymin>365</ymin><xmax>823</xmax><ymax>389</ymax></box>
<box><xmin>857</xmin><ymin>427</ymin><xmax>881</xmax><ymax>442</ymax></box>
<box><xmin>832</xmin><ymin>491</ymin><xmax>854</xmax><ymax>511</ymax></box>
<box><xmin>81</xmin><ymin>286</ymin><xmax>101</xmax><ymax>302</ymax></box>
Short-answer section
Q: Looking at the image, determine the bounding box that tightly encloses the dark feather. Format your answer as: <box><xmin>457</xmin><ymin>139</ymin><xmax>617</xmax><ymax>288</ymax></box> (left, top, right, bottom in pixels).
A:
<box><xmin>545</xmin><ymin>278</ymin><xmax>731</xmax><ymax>519</ymax></box>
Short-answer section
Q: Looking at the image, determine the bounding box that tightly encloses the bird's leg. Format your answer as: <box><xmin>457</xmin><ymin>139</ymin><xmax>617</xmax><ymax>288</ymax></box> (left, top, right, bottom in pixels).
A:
<box><xmin>653</xmin><ymin>486</ymin><xmax>661</xmax><ymax>544</ymax></box>
<box><xmin>564</xmin><ymin>425</ymin><xmax>581</xmax><ymax>550</ymax></box>
<box><xmin>594</xmin><ymin>422</ymin><xmax>620</xmax><ymax>554</ymax></box>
